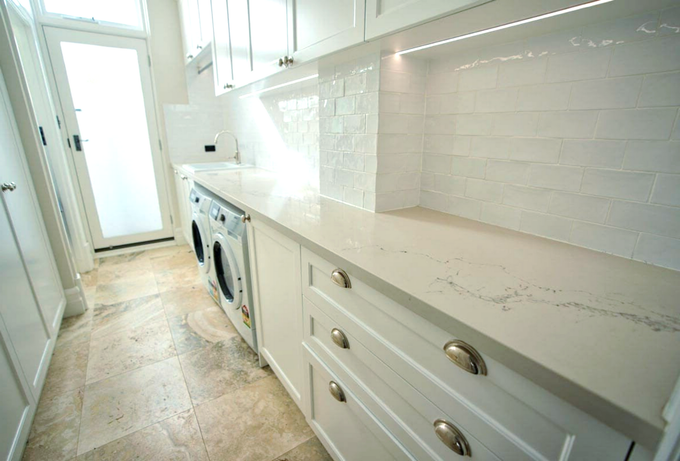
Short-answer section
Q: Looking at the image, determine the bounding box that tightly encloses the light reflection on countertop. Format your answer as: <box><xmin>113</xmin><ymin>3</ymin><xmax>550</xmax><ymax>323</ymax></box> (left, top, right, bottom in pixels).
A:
<box><xmin>182</xmin><ymin>165</ymin><xmax>680</xmax><ymax>447</ymax></box>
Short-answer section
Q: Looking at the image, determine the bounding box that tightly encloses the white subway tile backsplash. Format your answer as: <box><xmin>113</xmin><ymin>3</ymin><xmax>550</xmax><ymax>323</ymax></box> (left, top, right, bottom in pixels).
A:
<box><xmin>596</xmin><ymin>108</ymin><xmax>677</xmax><ymax>140</ymax></box>
<box><xmin>455</xmin><ymin>114</ymin><xmax>494</xmax><ymax>135</ymax></box>
<box><xmin>486</xmin><ymin>160</ymin><xmax>530</xmax><ymax>184</ymax></box>
<box><xmin>452</xmin><ymin>136</ymin><xmax>472</xmax><ymax>156</ymax></box>
<box><xmin>345</xmin><ymin>73</ymin><xmax>367</xmax><ymax>95</ymax></box>
<box><xmin>497</xmin><ymin>58</ymin><xmax>547</xmax><ymax>88</ymax></box>
<box><xmin>581</xmin><ymin>169</ymin><xmax>655</xmax><ymax>201</ymax></box>
<box><xmin>451</xmin><ymin>157</ymin><xmax>485</xmax><ymax>178</ymax></box>
<box><xmin>320</xmin><ymin>99</ymin><xmax>335</xmax><ymax>117</ymax></box>
<box><xmin>471</xmin><ymin>136</ymin><xmax>511</xmax><ymax>159</ymax></box>
<box><xmin>379</xmin><ymin>154</ymin><xmax>421</xmax><ymax>174</ymax></box>
<box><xmin>526</xmin><ymin>30</ymin><xmax>583</xmax><ymax>56</ymax></box>
<box><xmin>424</xmin><ymin>115</ymin><xmax>456</xmax><ymax>134</ymax></box>
<box><xmin>343</xmin><ymin>187</ymin><xmax>364</xmax><ymax>207</ymax></box>
<box><xmin>336</xmin><ymin>96</ymin><xmax>356</xmax><ymax>115</ymax></box>
<box><xmin>634</xmin><ymin>234</ymin><xmax>680</xmax><ymax>271</ymax></box>
<box><xmin>458</xmin><ymin>66</ymin><xmax>498</xmax><ymax>91</ymax></box>
<box><xmin>423</xmin><ymin>135</ymin><xmax>453</xmax><ymax>154</ymax></box>
<box><xmin>549</xmin><ymin>192</ymin><xmax>610</xmax><ymax>223</ymax></box>
<box><xmin>426</xmin><ymin>72</ymin><xmax>458</xmax><ymax>94</ymax></box>
<box><xmin>503</xmin><ymin>185</ymin><xmax>552</xmax><ymax>211</ymax></box>
<box><xmin>561</xmin><ymin>140</ymin><xmax>626</xmax><ymax>168</ymax></box>
<box><xmin>659</xmin><ymin>6</ymin><xmax>680</xmax><ymax>36</ymax></box>
<box><xmin>623</xmin><ymin>141</ymin><xmax>680</xmax><ymax>173</ymax></box>
<box><xmin>569</xmin><ymin>222</ymin><xmax>638</xmax><ymax>258</ymax></box>
<box><xmin>492</xmin><ymin>113</ymin><xmax>539</xmax><ymax>137</ymax></box>
<box><xmin>450</xmin><ymin>196</ymin><xmax>483</xmax><ymax>220</ymax></box>
<box><xmin>537</xmin><ymin>111</ymin><xmax>598</xmax><ymax>139</ymax></box>
<box><xmin>356</xmin><ymin>92</ymin><xmax>379</xmax><ymax>114</ymax></box>
<box><xmin>569</xmin><ymin>77</ymin><xmax>642</xmax><ymax>110</ymax></box>
<box><xmin>319</xmin><ymin>80</ymin><xmax>344</xmax><ymax>99</ymax></box>
<box><xmin>465</xmin><ymin>179</ymin><xmax>503</xmax><ymax>203</ymax></box>
<box><xmin>423</xmin><ymin>154</ymin><xmax>452</xmax><ymax>174</ymax></box>
<box><xmin>608</xmin><ymin>201</ymin><xmax>680</xmax><ymax>238</ymax></box>
<box><xmin>480</xmin><ymin>203</ymin><xmax>522</xmax><ymax>230</ymax></box>
<box><xmin>609</xmin><ymin>36</ymin><xmax>680</xmax><ymax>76</ymax></box>
<box><xmin>528</xmin><ymin>164</ymin><xmax>583</xmax><ymax>191</ymax></box>
<box><xmin>365</xmin><ymin>155</ymin><xmax>378</xmax><ymax>173</ymax></box>
<box><xmin>440</xmin><ymin>92</ymin><xmax>475</xmax><ymax>114</ymax></box>
<box><xmin>475</xmin><ymin>88</ymin><xmax>518</xmax><ymax>113</ymax></box>
<box><xmin>520</xmin><ymin>211</ymin><xmax>572</xmax><ymax>241</ymax></box>
<box><xmin>335</xmin><ymin>169</ymin><xmax>354</xmax><ymax>187</ymax></box>
<box><xmin>651</xmin><ymin>174</ymin><xmax>680</xmax><ymax>207</ymax></box>
<box><xmin>344</xmin><ymin>115</ymin><xmax>366</xmax><ymax>133</ymax></box>
<box><xmin>545</xmin><ymin>48</ymin><xmax>611</xmax><ymax>83</ymax></box>
<box><xmin>581</xmin><ymin>12</ymin><xmax>659</xmax><ymax>48</ymax></box>
<box><xmin>434</xmin><ymin>174</ymin><xmax>466</xmax><ymax>196</ymax></box>
<box><xmin>517</xmin><ymin>83</ymin><xmax>571</xmax><ymax>111</ymax></box>
<box><xmin>420</xmin><ymin>190</ymin><xmax>449</xmax><ymax>212</ymax></box>
<box><xmin>343</xmin><ymin>153</ymin><xmax>365</xmax><ymax>171</ymax></box>
<box><xmin>638</xmin><ymin>72</ymin><xmax>680</xmax><ymax>107</ymax></box>
<box><xmin>510</xmin><ymin>138</ymin><xmax>561</xmax><ymax>163</ymax></box>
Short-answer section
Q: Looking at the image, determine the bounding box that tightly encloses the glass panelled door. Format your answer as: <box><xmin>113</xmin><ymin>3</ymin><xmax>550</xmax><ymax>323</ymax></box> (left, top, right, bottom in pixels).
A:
<box><xmin>44</xmin><ymin>27</ymin><xmax>172</xmax><ymax>249</ymax></box>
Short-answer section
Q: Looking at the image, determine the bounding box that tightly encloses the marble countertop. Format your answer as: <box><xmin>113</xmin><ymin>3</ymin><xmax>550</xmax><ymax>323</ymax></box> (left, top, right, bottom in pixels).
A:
<box><xmin>178</xmin><ymin>165</ymin><xmax>680</xmax><ymax>448</ymax></box>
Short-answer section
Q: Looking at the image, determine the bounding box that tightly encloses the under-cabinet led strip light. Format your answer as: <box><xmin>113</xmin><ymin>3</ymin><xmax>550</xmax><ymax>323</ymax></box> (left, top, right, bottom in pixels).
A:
<box><xmin>395</xmin><ymin>0</ymin><xmax>614</xmax><ymax>56</ymax></box>
<box><xmin>239</xmin><ymin>74</ymin><xmax>319</xmax><ymax>99</ymax></box>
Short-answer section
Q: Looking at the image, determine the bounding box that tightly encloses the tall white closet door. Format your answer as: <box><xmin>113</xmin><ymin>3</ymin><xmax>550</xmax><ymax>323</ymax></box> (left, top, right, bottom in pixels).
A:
<box><xmin>0</xmin><ymin>68</ymin><xmax>63</xmax><ymax>332</ymax></box>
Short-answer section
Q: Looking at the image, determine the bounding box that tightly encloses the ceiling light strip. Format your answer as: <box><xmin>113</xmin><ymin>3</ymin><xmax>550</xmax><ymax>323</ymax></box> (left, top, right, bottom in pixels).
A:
<box><xmin>395</xmin><ymin>0</ymin><xmax>614</xmax><ymax>56</ymax></box>
<box><xmin>239</xmin><ymin>74</ymin><xmax>319</xmax><ymax>99</ymax></box>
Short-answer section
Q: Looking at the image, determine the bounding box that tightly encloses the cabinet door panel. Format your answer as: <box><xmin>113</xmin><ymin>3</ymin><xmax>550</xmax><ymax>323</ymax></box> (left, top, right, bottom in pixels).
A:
<box><xmin>211</xmin><ymin>0</ymin><xmax>234</xmax><ymax>94</ymax></box>
<box><xmin>248</xmin><ymin>219</ymin><xmax>303</xmax><ymax>407</ymax></box>
<box><xmin>179</xmin><ymin>0</ymin><xmax>201</xmax><ymax>59</ymax></box>
<box><xmin>288</xmin><ymin>0</ymin><xmax>364</xmax><ymax>63</ymax></box>
<box><xmin>365</xmin><ymin>0</ymin><xmax>490</xmax><ymax>40</ymax></box>
<box><xmin>197</xmin><ymin>0</ymin><xmax>214</xmax><ymax>47</ymax></box>
<box><xmin>227</xmin><ymin>0</ymin><xmax>252</xmax><ymax>83</ymax></box>
<box><xmin>249</xmin><ymin>0</ymin><xmax>287</xmax><ymax>76</ymax></box>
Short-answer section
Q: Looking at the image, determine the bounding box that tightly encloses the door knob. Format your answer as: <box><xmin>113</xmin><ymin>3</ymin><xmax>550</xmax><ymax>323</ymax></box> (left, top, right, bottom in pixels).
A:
<box><xmin>1</xmin><ymin>182</ymin><xmax>17</xmax><ymax>192</ymax></box>
<box><xmin>240</xmin><ymin>214</ymin><xmax>250</xmax><ymax>223</ymax></box>
<box><xmin>433</xmin><ymin>419</ymin><xmax>471</xmax><ymax>456</ymax></box>
<box><xmin>443</xmin><ymin>340</ymin><xmax>487</xmax><ymax>376</ymax></box>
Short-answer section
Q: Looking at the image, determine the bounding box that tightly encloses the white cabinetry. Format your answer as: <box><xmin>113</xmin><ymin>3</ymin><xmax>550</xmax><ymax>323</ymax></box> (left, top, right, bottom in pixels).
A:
<box><xmin>365</xmin><ymin>0</ymin><xmax>490</xmax><ymax>39</ymax></box>
<box><xmin>179</xmin><ymin>0</ymin><xmax>211</xmax><ymax>62</ymax></box>
<box><xmin>287</xmin><ymin>0</ymin><xmax>365</xmax><ymax>64</ymax></box>
<box><xmin>247</xmin><ymin>218</ymin><xmax>304</xmax><ymax>407</ymax></box>
<box><xmin>173</xmin><ymin>169</ymin><xmax>193</xmax><ymax>244</ymax></box>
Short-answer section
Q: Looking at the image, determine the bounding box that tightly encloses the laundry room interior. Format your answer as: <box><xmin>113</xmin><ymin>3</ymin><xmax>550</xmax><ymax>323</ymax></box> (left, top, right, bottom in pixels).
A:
<box><xmin>1</xmin><ymin>0</ymin><xmax>680</xmax><ymax>460</ymax></box>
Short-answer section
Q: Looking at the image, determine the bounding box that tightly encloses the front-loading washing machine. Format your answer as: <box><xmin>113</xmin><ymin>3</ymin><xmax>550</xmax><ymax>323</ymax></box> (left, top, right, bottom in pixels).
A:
<box><xmin>189</xmin><ymin>184</ymin><xmax>220</xmax><ymax>305</ymax></box>
<box><xmin>209</xmin><ymin>198</ymin><xmax>258</xmax><ymax>352</ymax></box>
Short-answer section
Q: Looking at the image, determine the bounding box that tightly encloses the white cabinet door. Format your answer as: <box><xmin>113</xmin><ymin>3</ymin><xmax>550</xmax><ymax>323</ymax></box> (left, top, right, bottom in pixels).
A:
<box><xmin>248</xmin><ymin>218</ymin><xmax>303</xmax><ymax>407</ymax></box>
<box><xmin>287</xmin><ymin>0</ymin><xmax>365</xmax><ymax>64</ymax></box>
<box><xmin>197</xmin><ymin>0</ymin><xmax>214</xmax><ymax>48</ymax></box>
<box><xmin>249</xmin><ymin>0</ymin><xmax>288</xmax><ymax>79</ymax></box>
<box><xmin>365</xmin><ymin>0</ymin><xmax>490</xmax><ymax>40</ymax></box>
<box><xmin>179</xmin><ymin>0</ymin><xmax>202</xmax><ymax>61</ymax></box>
<box><xmin>0</xmin><ymin>318</ymin><xmax>34</xmax><ymax>461</ymax></box>
<box><xmin>211</xmin><ymin>0</ymin><xmax>235</xmax><ymax>94</ymax></box>
<box><xmin>226</xmin><ymin>0</ymin><xmax>251</xmax><ymax>83</ymax></box>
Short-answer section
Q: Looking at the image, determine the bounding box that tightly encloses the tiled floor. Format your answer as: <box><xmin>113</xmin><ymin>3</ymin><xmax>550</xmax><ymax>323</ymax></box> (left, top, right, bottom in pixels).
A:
<box><xmin>23</xmin><ymin>245</ymin><xmax>331</xmax><ymax>461</ymax></box>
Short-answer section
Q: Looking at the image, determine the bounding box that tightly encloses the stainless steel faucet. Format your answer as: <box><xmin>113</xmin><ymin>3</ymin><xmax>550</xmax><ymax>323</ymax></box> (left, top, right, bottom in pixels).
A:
<box><xmin>213</xmin><ymin>130</ymin><xmax>241</xmax><ymax>164</ymax></box>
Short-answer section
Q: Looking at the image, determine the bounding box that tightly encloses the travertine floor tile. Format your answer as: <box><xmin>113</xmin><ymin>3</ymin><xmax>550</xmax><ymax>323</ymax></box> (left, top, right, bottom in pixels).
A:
<box><xmin>80</xmin><ymin>270</ymin><xmax>98</xmax><ymax>288</ymax></box>
<box><xmin>146</xmin><ymin>245</ymin><xmax>191</xmax><ymax>260</ymax></box>
<box><xmin>76</xmin><ymin>409</ymin><xmax>208</xmax><ymax>461</ymax></box>
<box><xmin>22</xmin><ymin>388</ymin><xmax>83</xmax><ymax>461</ymax></box>
<box><xmin>155</xmin><ymin>265</ymin><xmax>203</xmax><ymax>293</ymax></box>
<box><xmin>161</xmin><ymin>285</ymin><xmax>218</xmax><ymax>318</ymax></box>
<box><xmin>274</xmin><ymin>437</ymin><xmax>333</xmax><ymax>461</ymax></box>
<box><xmin>87</xmin><ymin>317</ymin><xmax>176</xmax><ymax>384</ymax></box>
<box><xmin>179</xmin><ymin>336</ymin><xmax>272</xmax><ymax>405</ymax></box>
<box><xmin>58</xmin><ymin>308</ymin><xmax>93</xmax><ymax>346</ymax></box>
<box><xmin>169</xmin><ymin>306</ymin><xmax>237</xmax><ymax>355</ymax></box>
<box><xmin>95</xmin><ymin>272</ymin><xmax>158</xmax><ymax>306</ymax></box>
<box><xmin>92</xmin><ymin>295</ymin><xmax>164</xmax><ymax>337</ymax></box>
<box><xmin>150</xmin><ymin>249</ymin><xmax>195</xmax><ymax>273</ymax></box>
<box><xmin>97</xmin><ymin>264</ymin><xmax>153</xmax><ymax>286</ymax></box>
<box><xmin>78</xmin><ymin>357</ymin><xmax>191</xmax><ymax>455</ymax></box>
<box><xmin>41</xmin><ymin>333</ymin><xmax>89</xmax><ymax>401</ymax></box>
<box><xmin>195</xmin><ymin>375</ymin><xmax>313</xmax><ymax>461</ymax></box>
<box><xmin>97</xmin><ymin>251</ymin><xmax>148</xmax><ymax>267</ymax></box>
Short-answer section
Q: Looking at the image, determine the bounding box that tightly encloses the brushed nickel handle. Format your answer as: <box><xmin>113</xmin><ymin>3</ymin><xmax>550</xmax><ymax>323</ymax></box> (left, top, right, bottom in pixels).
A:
<box><xmin>330</xmin><ymin>268</ymin><xmax>351</xmax><ymax>289</ymax></box>
<box><xmin>180</xmin><ymin>175</ymin><xmax>187</xmax><ymax>180</ymax></box>
<box><xmin>444</xmin><ymin>340</ymin><xmax>487</xmax><ymax>376</ymax></box>
<box><xmin>2</xmin><ymin>182</ymin><xmax>17</xmax><ymax>192</ymax></box>
<box><xmin>328</xmin><ymin>381</ymin><xmax>346</xmax><ymax>403</ymax></box>
<box><xmin>331</xmin><ymin>328</ymin><xmax>349</xmax><ymax>349</ymax></box>
<box><xmin>434</xmin><ymin>419</ymin><xmax>471</xmax><ymax>456</ymax></box>
<box><xmin>278</xmin><ymin>57</ymin><xmax>284</xmax><ymax>67</ymax></box>
<box><xmin>240</xmin><ymin>214</ymin><xmax>250</xmax><ymax>223</ymax></box>
<box><xmin>223</xmin><ymin>83</ymin><xmax>235</xmax><ymax>90</ymax></box>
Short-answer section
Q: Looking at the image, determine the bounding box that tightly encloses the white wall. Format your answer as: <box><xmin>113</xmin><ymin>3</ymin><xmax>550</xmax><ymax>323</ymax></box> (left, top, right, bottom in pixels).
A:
<box><xmin>416</xmin><ymin>7</ymin><xmax>680</xmax><ymax>271</ymax></box>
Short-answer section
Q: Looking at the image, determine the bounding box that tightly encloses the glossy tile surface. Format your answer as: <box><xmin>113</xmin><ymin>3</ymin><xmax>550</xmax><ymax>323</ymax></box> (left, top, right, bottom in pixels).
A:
<box><xmin>25</xmin><ymin>245</ymin><xmax>326</xmax><ymax>459</ymax></box>
<box><xmin>274</xmin><ymin>437</ymin><xmax>333</xmax><ymax>461</ymax></box>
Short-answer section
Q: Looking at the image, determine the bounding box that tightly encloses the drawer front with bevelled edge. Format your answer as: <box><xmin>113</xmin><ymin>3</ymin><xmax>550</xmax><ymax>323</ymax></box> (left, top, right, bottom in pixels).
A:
<box><xmin>301</xmin><ymin>248</ymin><xmax>632</xmax><ymax>461</ymax></box>
<box><xmin>303</xmin><ymin>346</ymin><xmax>415</xmax><ymax>461</ymax></box>
<box><xmin>304</xmin><ymin>296</ymin><xmax>505</xmax><ymax>460</ymax></box>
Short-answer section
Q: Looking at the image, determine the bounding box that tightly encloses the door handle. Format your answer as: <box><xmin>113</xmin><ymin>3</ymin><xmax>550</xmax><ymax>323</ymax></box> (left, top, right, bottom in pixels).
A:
<box><xmin>73</xmin><ymin>134</ymin><xmax>82</xmax><ymax>151</ymax></box>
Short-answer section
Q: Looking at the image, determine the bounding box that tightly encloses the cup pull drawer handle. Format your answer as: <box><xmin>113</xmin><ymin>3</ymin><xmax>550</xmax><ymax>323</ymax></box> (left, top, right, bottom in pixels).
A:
<box><xmin>331</xmin><ymin>328</ymin><xmax>350</xmax><ymax>349</ymax></box>
<box><xmin>434</xmin><ymin>419</ymin><xmax>471</xmax><ymax>457</ymax></box>
<box><xmin>328</xmin><ymin>381</ymin><xmax>346</xmax><ymax>403</ymax></box>
<box><xmin>443</xmin><ymin>340</ymin><xmax>487</xmax><ymax>376</ymax></box>
<box><xmin>330</xmin><ymin>268</ymin><xmax>351</xmax><ymax>289</ymax></box>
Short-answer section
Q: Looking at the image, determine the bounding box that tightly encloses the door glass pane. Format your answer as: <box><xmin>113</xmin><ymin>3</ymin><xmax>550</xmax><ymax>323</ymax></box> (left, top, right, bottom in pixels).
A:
<box><xmin>43</xmin><ymin>0</ymin><xmax>142</xmax><ymax>28</ymax></box>
<box><xmin>61</xmin><ymin>42</ymin><xmax>162</xmax><ymax>239</ymax></box>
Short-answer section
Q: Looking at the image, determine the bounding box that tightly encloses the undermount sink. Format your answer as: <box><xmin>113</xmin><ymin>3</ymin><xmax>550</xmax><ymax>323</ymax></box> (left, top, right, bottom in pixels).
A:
<box><xmin>182</xmin><ymin>162</ymin><xmax>253</xmax><ymax>173</ymax></box>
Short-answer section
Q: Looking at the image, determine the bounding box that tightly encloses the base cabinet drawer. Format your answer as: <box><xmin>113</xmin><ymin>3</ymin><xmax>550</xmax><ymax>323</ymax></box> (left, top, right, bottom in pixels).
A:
<box><xmin>303</xmin><ymin>347</ymin><xmax>414</xmax><ymax>461</ymax></box>
<box><xmin>302</xmin><ymin>248</ymin><xmax>632</xmax><ymax>460</ymax></box>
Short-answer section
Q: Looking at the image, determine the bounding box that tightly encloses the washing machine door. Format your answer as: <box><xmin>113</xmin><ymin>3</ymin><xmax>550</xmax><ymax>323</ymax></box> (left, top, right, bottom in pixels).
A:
<box><xmin>213</xmin><ymin>232</ymin><xmax>243</xmax><ymax>310</ymax></box>
<box><xmin>191</xmin><ymin>212</ymin><xmax>210</xmax><ymax>274</ymax></box>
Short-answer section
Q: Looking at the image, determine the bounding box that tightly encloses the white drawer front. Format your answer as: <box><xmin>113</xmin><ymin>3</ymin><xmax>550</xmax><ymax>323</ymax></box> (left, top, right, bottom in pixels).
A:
<box><xmin>302</xmin><ymin>248</ymin><xmax>631</xmax><ymax>461</ymax></box>
<box><xmin>303</xmin><ymin>347</ymin><xmax>414</xmax><ymax>461</ymax></box>
<box><xmin>305</xmin><ymin>297</ymin><xmax>503</xmax><ymax>461</ymax></box>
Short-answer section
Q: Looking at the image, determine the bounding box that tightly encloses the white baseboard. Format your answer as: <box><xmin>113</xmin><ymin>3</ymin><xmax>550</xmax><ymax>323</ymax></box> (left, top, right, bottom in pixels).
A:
<box><xmin>63</xmin><ymin>283</ymin><xmax>87</xmax><ymax>317</ymax></box>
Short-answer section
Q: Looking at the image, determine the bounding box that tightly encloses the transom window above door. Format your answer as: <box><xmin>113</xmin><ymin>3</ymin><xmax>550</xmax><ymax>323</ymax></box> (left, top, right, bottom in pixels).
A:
<box><xmin>41</xmin><ymin>0</ymin><xmax>144</xmax><ymax>29</ymax></box>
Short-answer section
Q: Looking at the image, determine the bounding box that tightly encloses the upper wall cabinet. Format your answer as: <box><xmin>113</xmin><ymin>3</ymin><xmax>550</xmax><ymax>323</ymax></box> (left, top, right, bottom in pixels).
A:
<box><xmin>287</xmin><ymin>0</ymin><xmax>365</xmax><ymax>64</ymax></box>
<box><xmin>179</xmin><ymin>0</ymin><xmax>212</xmax><ymax>62</ymax></box>
<box><xmin>365</xmin><ymin>0</ymin><xmax>490</xmax><ymax>40</ymax></box>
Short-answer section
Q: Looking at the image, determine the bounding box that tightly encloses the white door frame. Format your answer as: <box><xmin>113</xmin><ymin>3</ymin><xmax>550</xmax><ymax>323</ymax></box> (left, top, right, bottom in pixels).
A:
<box><xmin>44</xmin><ymin>26</ymin><xmax>173</xmax><ymax>250</ymax></box>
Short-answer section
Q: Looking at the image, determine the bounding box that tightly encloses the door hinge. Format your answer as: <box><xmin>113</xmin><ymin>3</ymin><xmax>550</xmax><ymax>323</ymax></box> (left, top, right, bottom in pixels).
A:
<box><xmin>148</xmin><ymin>55</ymin><xmax>152</xmax><ymax>67</ymax></box>
<box><xmin>67</xmin><ymin>138</ymin><xmax>71</xmax><ymax>149</ymax></box>
<box><xmin>169</xmin><ymin>214</ymin><xmax>174</xmax><ymax>225</ymax></box>
<box><xmin>56</xmin><ymin>115</ymin><xmax>61</xmax><ymax>129</ymax></box>
<box><xmin>158</xmin><ymin>139</ymin><xmax>162</xmax><ymax>151</ymax></box>
<box><xmin>39</xmin><ymin>126</ymin><xmax>47</xmax><ymax>146</ymax></box>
